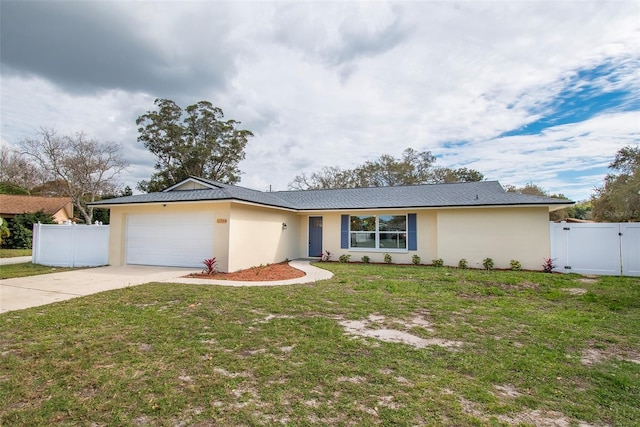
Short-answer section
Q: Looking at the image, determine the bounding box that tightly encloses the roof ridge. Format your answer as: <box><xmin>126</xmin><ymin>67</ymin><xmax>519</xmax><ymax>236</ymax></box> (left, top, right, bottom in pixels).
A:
<box><xmin>274</xmin><ymin>180</ymin><xmax>499</xmax><ymax>194</ymax></box>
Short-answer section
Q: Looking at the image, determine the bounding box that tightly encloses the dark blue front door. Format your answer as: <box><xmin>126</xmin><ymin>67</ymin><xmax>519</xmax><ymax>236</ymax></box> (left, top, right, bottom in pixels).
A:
<box><xmin>309</xmin><ymin>216</ymin><xmax>323</xmax><ymax>257</ymax></box>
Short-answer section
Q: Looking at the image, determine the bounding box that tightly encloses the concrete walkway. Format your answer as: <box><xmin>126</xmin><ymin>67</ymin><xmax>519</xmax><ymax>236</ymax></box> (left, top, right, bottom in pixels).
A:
<box><xmin>0</xmin><ymin>260</ymin><xmax>333</xmax><ymax>313</ymax></box>
<box><xmin>0</xmin><ymin>256</ymin><xmax>32</xmax><ymax>265</ymax></box>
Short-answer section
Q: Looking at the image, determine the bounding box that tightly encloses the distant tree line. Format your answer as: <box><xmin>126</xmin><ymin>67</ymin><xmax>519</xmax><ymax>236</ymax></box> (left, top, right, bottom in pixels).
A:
<box><xmin>288</xmin><ymin>148</ymin><xmax>484</xmax><ymax>190</ymax></box>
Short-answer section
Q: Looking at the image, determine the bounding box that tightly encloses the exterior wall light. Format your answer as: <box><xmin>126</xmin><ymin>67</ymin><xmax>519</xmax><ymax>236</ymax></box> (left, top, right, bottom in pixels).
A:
<box><xmin>282</xmin><ymin>222</ymin><xmax>287</xmax><ymax>230</ymax></box>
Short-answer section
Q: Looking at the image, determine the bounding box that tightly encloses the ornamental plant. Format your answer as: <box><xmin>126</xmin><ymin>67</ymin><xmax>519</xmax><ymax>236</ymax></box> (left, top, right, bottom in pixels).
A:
<box><xmin>432</xmin><ymin>258</ymin><xmax>444</xmax><ymax>267</ymax></box>
<box><xmin>411</xmin><ymin>254</ymin><xmax>421</xmax><ymax>265</ymax></box>
<box><xmin>321</xmin><ymin>250</ymin><xmax>332</xmax><ymax>262</ymax></box>
<box><xmin>482</xmin><ymin>257</ymin><xmax>494</xmax><ymax>270</ymax></box>
<box><xmin>384</xmin><ymin>253</ymin><xmax>392</xmax><ymax>264</ymax></box>
<box><xmin>339</xmin><ymin>254</ymin><xmax>351</xmax><ymax>263</ymax></box>
<box><xmin>458</xmin><ymin>258</ymin><xmax>468</xmax><ymax>269</ymax></box>
<box><xmin>361</xmin><ymin>255</ymin><xmax>370</xmax><ymax>263</ymax></box>
<box><xmin>542</xmin><ymin>257</ymin><xmax>556</xmax><ymax>273</ymax></box>
<box><xmin>510</xmin><ymin>260</ymin><xmax>522</xmax><ymax>271</ymax></box>
<box><xmin>202</xmin><ymin>257</ymin><xmax>218</xmax><ymax>275</ymax></box>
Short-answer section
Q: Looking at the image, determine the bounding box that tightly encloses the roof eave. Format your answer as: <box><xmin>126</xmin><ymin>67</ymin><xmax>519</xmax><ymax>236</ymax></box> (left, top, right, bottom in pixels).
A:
<box><xmin>88</xmin><ymin>197</ymin><xmax>298</xmax><ymax>211</ymax></box>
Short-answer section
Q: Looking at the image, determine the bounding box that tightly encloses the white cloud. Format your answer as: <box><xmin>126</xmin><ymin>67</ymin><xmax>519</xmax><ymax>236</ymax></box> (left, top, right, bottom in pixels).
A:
<box><xmin>1</xmin><ymin>1</ymin><xmax>638</xmax><ymax>200</ymax></box>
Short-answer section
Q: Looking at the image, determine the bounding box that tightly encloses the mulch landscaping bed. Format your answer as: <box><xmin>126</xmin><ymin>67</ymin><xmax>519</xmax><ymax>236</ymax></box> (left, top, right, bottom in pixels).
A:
<box><xmin>188</xmin><ymin>261</ymin><xmax>306</xmax><ymax>281</ymax></box>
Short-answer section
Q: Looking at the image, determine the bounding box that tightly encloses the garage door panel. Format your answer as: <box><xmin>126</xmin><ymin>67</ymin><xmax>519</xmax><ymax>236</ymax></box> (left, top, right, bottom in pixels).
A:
<box><xmin>126</xmin><ymin>212</ymin><xmax>214</xmax><ymax>268</ymax></box>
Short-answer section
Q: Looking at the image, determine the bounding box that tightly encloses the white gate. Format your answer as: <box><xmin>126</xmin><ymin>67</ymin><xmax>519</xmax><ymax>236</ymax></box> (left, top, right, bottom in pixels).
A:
<box><xmin>621</xmin><ymin>223</ymin><xmax>640</xmax><ymax>276</ymax></box>
<box><xmin>550</xmin><ymin>222</ymin><xmax>640</xmax><ymax>276</ymax></box>
<box><xmin>32</xmin><ymin>223</ymin><xmax>109</xmax><ymax>267</ymax></box>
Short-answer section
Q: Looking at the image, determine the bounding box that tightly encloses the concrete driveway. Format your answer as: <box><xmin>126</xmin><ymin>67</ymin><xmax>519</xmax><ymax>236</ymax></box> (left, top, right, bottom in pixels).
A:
<box><xmin>0</xmin><ymin>265</ymin><xmax>198</xmax><ymax>314</ymax></box>
<box><xmin>0</xmin><ymin>261</ymin><xmax>333</xmax><ymax>314</ymax></box>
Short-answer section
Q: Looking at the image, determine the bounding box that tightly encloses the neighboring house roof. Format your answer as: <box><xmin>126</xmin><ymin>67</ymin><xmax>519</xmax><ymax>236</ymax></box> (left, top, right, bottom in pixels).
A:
<box><xmin>90</xmin><ymin>176</ymin><xmax>573</xmax><ymax>211</ymax></box>
<box><xmin>0</xmin><ymin>194</ymin><xmax>73</xmax><ymax>217</ymax></box>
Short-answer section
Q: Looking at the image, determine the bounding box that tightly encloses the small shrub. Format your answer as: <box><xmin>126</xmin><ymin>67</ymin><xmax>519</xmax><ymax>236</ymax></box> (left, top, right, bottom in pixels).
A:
<box><xmin>542</xmin><ymin>257</ymin><xmax>556</xmax><ymax>273</ymax></box>
<box><xmin>510</xmin><ymin>259</ymin><xmax>522</xmax><ymax>271</ymax></box>
<box><xmin>361</xmin><ymin>255</ymin><xmax>370</xmax><ymax>263</ymax></box>
<box><xmin>431</xmin><ymin>258</ymin><xmax>444</xmax><ymax>267</ymax></box>
<box><xmin>384</xmin><ymin>253</ymin><xmax>392</xmax><ymax>264</ymax></box>
<box><xmin>458</xmin><ymin>258</ymin><xmax>468</xmax><ymax>269</ymax></box>
<box><xmin>411</xmin><ymin>254</ymin><xmax>421</xmax><ymax>265</ymax></box>
<box><xmin>202</xmin><ymin>257</ymin><xmax>218</xmax><ymax>275</ymax></box>
<box><xmin>2</xmin><ymin>210</ymin><xmax>55</xmax><ymax>249</ymax></box>
<box><xmin>321</xmin><ymin>250</ymin><xmax>332</xmax><ymax>262</ymax></box>
<box><xmin>482</xmin><ymin>257</ymin><xmax>494</xmax><ymax>270</ymax></box>
<box><xmin>255</xmin><ymin>263</ymin><xmax>266</xmax><ymax>275</ymax></box>
<box><xmin>338</xmin><ymin>254</ymin><xmax>351</xmax><ymax>263</ymax></box>
<box><xmin>0</xmin><ymin>220</ymin><xmax>10</xmax><ymax>246</ymax></box>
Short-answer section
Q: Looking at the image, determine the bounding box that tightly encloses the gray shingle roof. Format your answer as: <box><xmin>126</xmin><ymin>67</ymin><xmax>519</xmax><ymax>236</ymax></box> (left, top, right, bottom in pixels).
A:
<box><xmin>90</xmin><ymin>177</ymin><xmax>572</xmax><ymax>210</ymax></box>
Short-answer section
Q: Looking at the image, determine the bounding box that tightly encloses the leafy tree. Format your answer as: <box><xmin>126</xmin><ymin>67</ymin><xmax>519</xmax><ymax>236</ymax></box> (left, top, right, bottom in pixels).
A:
<box><xmin>289</xmin><ymin>148</ymin><xmax>483</xmax><ymax>190</ymax></box>
<box><xmin>505</xmin><ymin>183</ymin><xmax>573</xmax><ymax>221</ymax></box>
<box><xmin>92</xmin><ymin>186</ymin><xmax>133</xmax><ymax>225</ymax></box>
<box><xmin>1</xmin><ymin>210</ymin><xmax>55</xmax><ymax>249</ymax></box>
<box><xmin>19</xmin><ymin>129</ymin><xmax>129</xmax><ymax>224</ymax></box>
<box><xmin>591</xmin><ymin>145</ymin><xmax>640</xmax><ymax>222</ymax></box>
<box><xmin>431</xmin><ymin>166</ymin><xmax>484</xmax><ymax>184</ymax></box>
<box><xmin>566</xmin><ymin>201</ymin><xmax>592</xmax><ymax>221</ymax></box>
<box><xmin>136</xmin><ymin>99</ymin><xmax>254</xmax><ymax>193</ymax></box>
<box><xmin>0</xmin><ymin>182</ymin><xmax>30</xmax><ymax>195</ymax></box>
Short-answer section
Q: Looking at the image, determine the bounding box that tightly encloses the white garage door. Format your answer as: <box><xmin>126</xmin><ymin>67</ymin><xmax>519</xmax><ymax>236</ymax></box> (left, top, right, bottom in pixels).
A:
<box><xmin>126</xmin><ymin>212</ymin><xmax>214</xmax><ymax>268</ymax></box>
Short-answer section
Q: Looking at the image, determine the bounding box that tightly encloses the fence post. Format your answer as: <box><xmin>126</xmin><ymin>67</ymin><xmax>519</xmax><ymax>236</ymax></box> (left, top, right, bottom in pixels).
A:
<box><xmin>70</xmin><ymin>223</ymin><xmax>77</xmax><ymax>268</ymax></box>
<box><xmin>32</xmin><ymin>223</ymin><xmax>41</xmax><ymax>264</ymax></box>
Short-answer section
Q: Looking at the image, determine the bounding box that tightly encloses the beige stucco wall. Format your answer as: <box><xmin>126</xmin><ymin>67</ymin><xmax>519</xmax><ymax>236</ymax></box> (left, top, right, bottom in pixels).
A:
<box><xmin>308</xmin><ymin>210</ymin><xmax>438</xmax><ymax>264</ymax></box>
<box><xmin>106</xmin><ymin>202</ymin><xmax>230</xmax><ymax>270</ymax></box>
<box><xmin>105</xmin><ymin>202</ymin><xmax>550</xmax><ymax>272</ymax></box>
<box><xmin>227</xmin><ymin>204</ymin><xmax>300</xmax><ymax>272</ymax></box>
<box><xmin>436</xmin><ymin>207</ymin><xmax>550</xmax><ymax>270</ymax></box>
<box><xmin>52</xmin><ymin>203</ymin><xmax>73</xmax><ymax>224</ymax></box>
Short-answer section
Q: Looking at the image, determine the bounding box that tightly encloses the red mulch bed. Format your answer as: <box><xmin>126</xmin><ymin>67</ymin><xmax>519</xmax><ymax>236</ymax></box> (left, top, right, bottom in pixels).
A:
<box><xmin>188</xmin><ymin>262</ymin><xmax>306</xmax><ymax>281</ymax></box>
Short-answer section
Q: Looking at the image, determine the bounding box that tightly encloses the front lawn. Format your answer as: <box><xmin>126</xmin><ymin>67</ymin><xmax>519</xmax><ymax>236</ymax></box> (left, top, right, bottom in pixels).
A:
<box><xmin>0</xmin><ymin>263</ymin><xmax>80</xmax><ymax>279</ymax></box>
<box><xmin>1</xmin><ymin>264</ymin><xmax>638</xmax><ymax>426</ymax></box>
<box><xmin>0</xmin><ymin>249</ymin><xmax>31</xmax><ymax>258</ymax></box>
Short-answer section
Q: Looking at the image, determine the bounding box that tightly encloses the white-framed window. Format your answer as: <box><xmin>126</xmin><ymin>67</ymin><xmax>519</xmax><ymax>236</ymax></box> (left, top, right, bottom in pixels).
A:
<box><xmin>349</xmin><ymin>214</ymin><xmax>407</xmax><ymax>250</ymax></box>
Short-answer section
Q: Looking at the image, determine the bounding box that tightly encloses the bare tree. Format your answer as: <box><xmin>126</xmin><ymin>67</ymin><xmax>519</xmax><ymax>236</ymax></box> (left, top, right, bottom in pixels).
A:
<box><xmin>20</xmin><ymin>129</ymin><xmax>129</xmax><ymax>223</ymax></box>
<box><xmin>0</xmin><ymin>145</ymin><xmax>48</xmax><ymax>191</ymax></box>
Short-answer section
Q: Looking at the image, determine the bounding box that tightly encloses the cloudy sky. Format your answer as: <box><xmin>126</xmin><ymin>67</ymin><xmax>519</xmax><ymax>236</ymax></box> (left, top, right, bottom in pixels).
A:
<box><xmin>1</xmin><ymin>1</ymin><xmax>638</xmax><ymax>201</ymax></box>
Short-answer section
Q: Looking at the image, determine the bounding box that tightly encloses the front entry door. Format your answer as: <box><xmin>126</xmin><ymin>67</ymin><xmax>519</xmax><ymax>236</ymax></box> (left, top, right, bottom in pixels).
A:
<box><xmin>308</xmin><ymin>216</ymin><xmax>323</xmax><ymax>257</ymax></box>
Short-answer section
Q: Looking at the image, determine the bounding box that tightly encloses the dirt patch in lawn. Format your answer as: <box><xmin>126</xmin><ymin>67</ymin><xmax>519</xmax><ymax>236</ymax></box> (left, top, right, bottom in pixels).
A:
<box><xmin>187</xmin><ymin>262</ymin><xmax>306</xmax><ymax>281</ymax></box>
<box><xmin>339</xmin><ymin>313</ymin><xmax>463</xmax><ymax>350</ymax></box>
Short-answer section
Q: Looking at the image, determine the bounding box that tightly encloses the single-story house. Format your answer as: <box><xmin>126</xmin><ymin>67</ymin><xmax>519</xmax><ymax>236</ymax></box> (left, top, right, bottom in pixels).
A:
<box><xmin>0</xmin><ymin>194</ymin><xmax>74</xmax><ymax>224</ymax></box>
<box><xmin>90</xmin><ymin>176</ymin><xmax>572</xmax><ymax>272</ymax></box>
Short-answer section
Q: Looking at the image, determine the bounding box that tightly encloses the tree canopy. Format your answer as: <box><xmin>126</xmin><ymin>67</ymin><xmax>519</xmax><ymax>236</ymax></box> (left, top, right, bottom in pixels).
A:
<box><xmin>591</xmin><ymin>145</ymin><xmax>640</xmax><ymax>222</ymax></box>
<box><xmin>19</xmin><ymin>128</ymin><xmax>129</xmax><ymax>224</ymax></box>
<box><xmin>288</xmin><ymin>148</ymin><xmax>484</xmax><ymax>190</ymax></box>
<box><xmin>505</xmin><ymin>183</ymin><xmax>578</xmax><ymax>221</ymax></box>
<box><xmin>136</xmin><ymin>99</ymin><xmax>254</xmax><ymax>193</ymax></box>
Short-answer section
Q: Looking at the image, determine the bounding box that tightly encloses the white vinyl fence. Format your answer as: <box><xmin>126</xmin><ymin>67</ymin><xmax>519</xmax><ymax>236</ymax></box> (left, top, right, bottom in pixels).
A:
<box><xmin>32</xmin><ymin>223</ymin><xmax>110</xmax><ymax>267</ymax></box>
<box><xmin>550</xmin><ymin>222</ymin><xmax>640</xmax><ymax>276</ymax></box>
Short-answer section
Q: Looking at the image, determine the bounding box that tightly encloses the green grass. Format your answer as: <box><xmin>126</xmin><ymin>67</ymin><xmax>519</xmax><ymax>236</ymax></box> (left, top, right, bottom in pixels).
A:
<box><xmin>0</xmin><ymin>249</ymin><xmax>32</xmax><ymax>258</ymax></box>
<box><xmin>1</xmin><ymin>263</ymin><xmax>638</xmax><ymax>426</ymax></box>
<box><xmin>0</xmin><ymin>263</ymin><xmax>84</xmax><ymax>279</ymax></box>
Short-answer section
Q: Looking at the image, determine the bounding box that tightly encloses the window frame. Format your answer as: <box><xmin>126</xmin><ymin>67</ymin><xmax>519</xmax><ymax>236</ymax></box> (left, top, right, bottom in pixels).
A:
<box><xmin>348</xmin><ymin>214</ymin><xmax>408</xmax><ymax>252</ymax></box>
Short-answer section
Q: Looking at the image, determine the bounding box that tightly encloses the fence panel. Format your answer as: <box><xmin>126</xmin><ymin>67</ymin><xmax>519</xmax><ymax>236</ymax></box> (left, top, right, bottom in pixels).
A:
<box><xmin>32</xmin><ymin>223</ymin><xmax>109</xmax><ymax>267</ymax></box>
<box><xmin>550</xmin><ymin>222</ymin><xmax>639</xmax><ymax>277</ymax></box>
<box><xmin>621</xmin><ymin>223</ymin><xmax>640</xmax><ymax>276</ymax></box>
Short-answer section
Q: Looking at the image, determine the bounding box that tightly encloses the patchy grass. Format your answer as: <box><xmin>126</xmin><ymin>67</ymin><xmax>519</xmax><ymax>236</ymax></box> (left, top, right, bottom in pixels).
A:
<box><xmin>0</xmin><ymin>263</ymin><xmax>81</xmax><ymax>279</ymax></box>
<box><xmin>1</xmin><ymin>263</ymin><xmax>638</xmax><ymax>426</ymax></box>
<box><xmin>0</xmin><ymin>249</ymin><xmax>31</xmax><ymax>258</ymax></box>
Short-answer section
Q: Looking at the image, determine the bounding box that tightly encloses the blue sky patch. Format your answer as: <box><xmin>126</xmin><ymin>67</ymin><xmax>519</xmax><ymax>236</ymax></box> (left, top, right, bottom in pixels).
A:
<box><xmin>501</xmin><ymin>61</ymin><xmax>639</xmax><ymax>137</ymax></box>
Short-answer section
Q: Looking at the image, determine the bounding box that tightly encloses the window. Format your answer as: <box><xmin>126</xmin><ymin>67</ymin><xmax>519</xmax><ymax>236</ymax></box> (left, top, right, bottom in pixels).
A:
<box><xmin>349</xmin><ymin>215</ymin><xmax>407</xmax><ymax>250</ymax></box>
